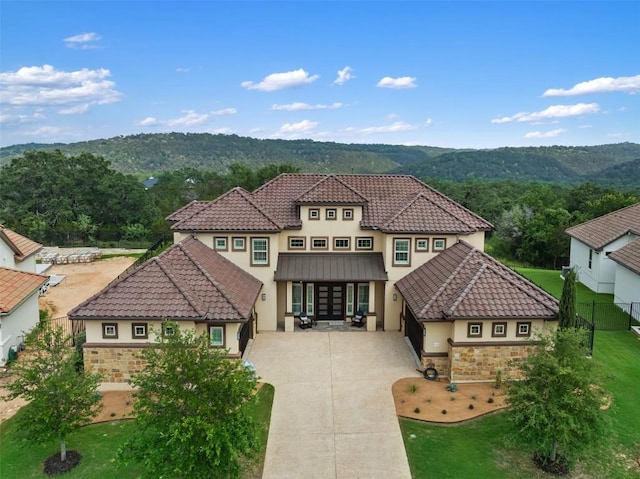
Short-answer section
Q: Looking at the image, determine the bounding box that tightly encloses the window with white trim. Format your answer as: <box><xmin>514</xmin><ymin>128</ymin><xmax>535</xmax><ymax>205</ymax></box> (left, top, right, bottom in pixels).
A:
<box><xmin>468</xmin><ymin>322</ymin><xmax>483</xmax><ymax>338</ymax></box>
<box><xmin>289</xmin><ymin>237</ymin><xmax>305</xmax><ymax>250</ymax></box>
<box><xmin>433</xmin><ymin>238</ymin><xmax>446</xmax><ymax>251</ymax></box>
<box><xmin>214</xmin><ymin>237</ymin><xmax>228</xmax><ymax>251</ymax></box>
<box><xmin>343</xmin><ymin>208</ymin><xmax>354</xmax><ymax>220</ymax></box>
<box><xmin>309</xmin><ymin>208</ymin><xmax>320</xmax><ymax>220</ymax></box>
<box><xmin>292</xmin><ymin>283</ymin><xmax>303</xmax><ymax>315</ymax></box>
<box><xmin>232</xmin><ymin>237</ymin><xmax>246</xmax><ymax>251</ymax></box>
<box><xmin>394</xmin><ymin>238</ymin><xmax>410</xmax><ymax>265</ymax></box>
<box><xmin>356</xmin><ymin>237</ymin><xmax>373</xmax><ymax>250</ymax></box>
<box><xmin>516</xmin><ymin>322</ymin><xmax>531</xmax><ymax>337</ymax></box>
<box><xmin>492</xmin><ymin>322</ymin><xmax>507</xmax><ymax>338</ymax></box>
<box><xmin>209</xmin><ymin>325</ymin><xmax>225</xmax><ymax>348</ymax></box>
<box><xmin>102</xmin><ymin>323</ymin><xmax>118</xmax><ymax>339</ymax></box>
<box><xmin>357</xmin><ymin>283</ymin><xmax>369</xmax><ymax>313</ymax></box>
<box><xmin>311</xmin><ymin>237</ymin><xmax>328</xmax><ymax>249</ymax></box>
<box><xmin>251</xmin><ymin>238</ymin><xmax>269</xmax><ymax>265</ymax></box>
<box><xmin>306</xmin><ymin>284</ymin><xmax>314</xmax><ymax>315</ymax></box>
<box><xmin>346</xmin><ymin>283</ymin><xmax>354</xmax><ymax>316</ymax></box>
<box><xmin>132</xmin><ymin>323</ymin><xmax>148</xmax><ymax>339</ymax></box>
<box><xmin>334</xmin><ymin>238</ymin><xmax>350</xmax><ymax>250</ymax></box>
<box><xmin>416</xmin><ymin>238</ymin><xmax>429</xmax><ymax>251</ymax></box>
<box><xmin>326</xmin><ymin>208</ymin><xmax>337</xmax><ymax>220</ymax></box>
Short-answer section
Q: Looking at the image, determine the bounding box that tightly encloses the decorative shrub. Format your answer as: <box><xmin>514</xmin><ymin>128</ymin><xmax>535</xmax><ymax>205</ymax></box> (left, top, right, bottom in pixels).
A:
<box><xmin>468</xmin><ymin>404</ymin><xmax>475</xmax><ymax>410</ymax></box>
<box><xmin>446</xmin><ymin>382</ymin><xmax>458</xmax><ymax>392</ymax></box>
<box><xmin>414</xmin><ymin>407</ymin><xmax>420</xmax><ymax>414</ymax></box>
<box><xmin>408</xmin><ymin>383</ymin><xmax>419</xmax><ymax>393</ymax></box>
<box><xmin>441</xmin><ymin>409</ymin><xmax>447</xmax><ymax>414</ymax></box>
<box><xmin>488</xmin><ymin>397</ymin><xmax>494</xmax><ymax>404</ymax></box>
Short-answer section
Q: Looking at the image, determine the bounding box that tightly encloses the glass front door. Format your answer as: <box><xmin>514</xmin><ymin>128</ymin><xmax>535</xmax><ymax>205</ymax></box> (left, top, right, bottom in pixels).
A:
<box><xmin>316</xmin><ymin>283</ymin><xmax>344</xmax><ymax>320</ymax></box>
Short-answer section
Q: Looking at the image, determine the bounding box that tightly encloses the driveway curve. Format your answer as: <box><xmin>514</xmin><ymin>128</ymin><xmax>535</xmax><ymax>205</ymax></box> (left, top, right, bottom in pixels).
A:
<box><xmin>245</xmin><ymin>331</ymin><xmax>419</xmax><ymax>478</ymax></box>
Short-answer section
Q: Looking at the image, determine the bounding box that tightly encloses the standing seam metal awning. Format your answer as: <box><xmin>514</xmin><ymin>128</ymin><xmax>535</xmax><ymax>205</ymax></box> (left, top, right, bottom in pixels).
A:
<box><xmin>274</xmin><ymin>253</ymin><xmax>388</xmax><ymax>282</ymax></box>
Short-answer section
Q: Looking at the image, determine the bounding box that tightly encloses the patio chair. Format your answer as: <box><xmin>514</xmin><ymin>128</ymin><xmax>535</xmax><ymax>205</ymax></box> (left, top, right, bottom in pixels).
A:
<box><xmin>351</xmin><ymin>310</ymin><xmax>366</xmax><ymax>328</ymax></box>
<box><xmin>298</xmin><ymin>312</ymin><xmax>313</xmax><ymax>329</ymax></box>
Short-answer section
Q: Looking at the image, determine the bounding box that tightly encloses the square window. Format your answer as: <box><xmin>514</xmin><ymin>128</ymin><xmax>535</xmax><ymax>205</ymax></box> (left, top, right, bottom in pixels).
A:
<box><xmin>326</xmin><ymin>208</ymin><xmax>337</xmax><ymax>220</ymax></box>
<box><xmin>309</xmin><ymin>208</ymin><xmax>320</xmax><ymax>220</ymax></box>
<box><xmin>334</xmin><ymin>237</ymin><xmax>350</xmax><ymax>250</ymax></box>
<box><xmin>343</xmin><ymin>209</ymin><xmax>354</xmax><ymax>220</ymax></box>
<box><xmin>163</xmin><ymin>324</ymin><xmax>175</xmax><ymax>336</ymax></box>
<box><xmin>394</xmin><ymin>238</ymin><xmax>410</xmax><ymax>265</ymax></box>
<box><xmin>102</xmin><ymin>323</ymin><xmax>118</xmax><ymax>339</ymax></box>
<box><xmin>232</xmin><ymin>237</ymin><xmax>246</xmax><ymax>251</ymax></box>
<box><xmin>492</xmin><ymin>322</ymin><xmax>507</xmax><ymax>338</ymax></box>
<box><xmin>132</xmin><ymin>323</ymin><xmax>148</xmax><ymax>339</ymax></box>
<box><xmin>416</xmin><ymin>238</ymin><xmax>429</xmax><ymax>251</ymax></box>
<box><xmin>209</xmin><ymin>325</ymin><xmax>225</xmax><ymax>348</ymax></box>
<box><xmin>311</xmin><ymin>237</ymin><xmax>328</xmax><ymax>249</ymax></box>
<box><xmin>433</xmin><ymin>238</ymin><xmax>446</xmax><ymax>251</ymax></box>
<box><xmin>289</xmin><ymin>237</ymin><xmax>305</xmax><ymax>249</ymax></box>
<box><xmin>215</xmin><ymin>237</ymin><xmax>228</xmax><ymax>251</ymax></box>
<box><xmin>467</xmin><ymin>322</ymin><xmax>483</xmax><ymax>337</ymax></box>
<box><xmin>356</xmin><ymin>237</ymin><xmax>373</xmax><ymax>250</ymax></box>
<box><xmin>516</xmin><ymin>322</ymin><xmax>531</xmax><ymax>337</ymax></box>
<box><xmin>251</xmin><ymin>238</ymin><xmax>269</xmax><ymax>265</ymax></box>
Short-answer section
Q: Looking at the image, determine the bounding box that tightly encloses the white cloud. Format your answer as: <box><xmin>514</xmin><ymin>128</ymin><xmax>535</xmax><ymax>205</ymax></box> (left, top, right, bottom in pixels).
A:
<box><xmin>424</xmin><ymin>118</ymin><xmax>433</xmax><ymax>127</ymax></box>
<box><xmin>176</xmin><ymin>67</ymin><xmax>190</xmax><ymax>73</ymax></box>
<box><xmin>491</xmin><ymin>103</ymin><xmax>600</xmax><ymax>124</ymax></box>
<box><xmin>343</xmin><ymin>121</ymin><xmax>419</xmax><ymax>135</ymax></box>
<box><xmin>0</xmin><ymin>65</ymin><xmax>122</xmax><ymax>107</ymax></box>
<box><xmin>333</xmin><ymin>66</ymin><xmax>355</xmax><ymax>85</ymax></box>
<box><xmin>543</xmin><ymin>75</ymin><xmax>640</xmax><ymax>96</ymax></box>
<box><xmin>241</xmin><ymin>69</ymin><xmax>319</xmax><ymax>92</ymax></box>
<box><xmin>212</xmin><ymin>108</ymin><xmax>237</xmax><ymax>115</ymax></box>
<box><xmin>209</xmin><ymin>127</ymin><xmax>234</xmax><ymax>135</ymax></box>
<box><xmin>0</xmin><ymin>111</ymin><xmax>46</xmax><ymax>127</ymax></box>
<box><xmin>271</xmin><ymin>102</ymin><xmax>342</xmax><ymax>111</ymax></box>
<box><xmin>276</xmin><ymin>119</ymin><xmax>319</xmax><ymax>134</ymax></box>
<box><xmin>524</xmin><ymin>129</ymin><xmax>567</xmax><ymax>139</ymax></box>
<box><xmin>64</xmin><ymin>32</ymin><xmax>102</xmax><ymax>49</ymax></box>
<box><xmin>58</xmin><ymin>104</ymin><xmax>90</xmax><ymax>115</ymax></box>
<box><xmin>138</xmin><ymin>117</ymin><xmax>159</xmax><ymax>126</ymax></box>
<box><xmin>376</xmin><ymin>76</ymin><xmax>417</xmax><ymax>89</ymax></box>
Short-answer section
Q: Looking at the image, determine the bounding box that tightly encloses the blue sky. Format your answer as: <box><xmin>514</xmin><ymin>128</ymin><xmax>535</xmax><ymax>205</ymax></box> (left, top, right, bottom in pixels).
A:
<box><xmin>1</xmin><ymin>1</ymin><xmax>638</xmax><ymax>149</ymax></box>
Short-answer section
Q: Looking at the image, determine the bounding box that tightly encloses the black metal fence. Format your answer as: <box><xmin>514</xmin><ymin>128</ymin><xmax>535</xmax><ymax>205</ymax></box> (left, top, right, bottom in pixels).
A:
<box><xmin>32</xmin><ymin>316</ymin><xmax>86</xmax><ymax>346</ymax></box>
<box><xmin>577</xmin><ymin>302</ymin><xmax>640</xmax><ymax>331</ymax></box>
<box><xmin>574</xmin><ymin>315</ymin><xmax>595</xmax><ymax>357</ymax></box>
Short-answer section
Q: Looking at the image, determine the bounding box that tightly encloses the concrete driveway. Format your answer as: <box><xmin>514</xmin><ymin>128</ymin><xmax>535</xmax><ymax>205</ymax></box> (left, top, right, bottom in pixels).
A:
<box><xmin>244</xmin><ymin>331</ymin><xmax>419</xmax><ymax>479</ymax></box>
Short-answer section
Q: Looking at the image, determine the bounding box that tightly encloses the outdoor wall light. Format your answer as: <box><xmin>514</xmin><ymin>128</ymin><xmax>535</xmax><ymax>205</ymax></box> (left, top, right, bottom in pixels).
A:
<box><xmin>261</xmin><ymin>293</ymin><xmax>267</xmax><ymax>301</ymax></box>
<box><xmin>392</xmin><ymin>293</ymin><xmax>397</xmax><ymax>301</ymax></box>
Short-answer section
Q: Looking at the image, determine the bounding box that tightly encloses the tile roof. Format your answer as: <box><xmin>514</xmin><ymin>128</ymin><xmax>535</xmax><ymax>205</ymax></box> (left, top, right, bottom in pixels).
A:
<box><xmin>566</xmin><ymin>202</ymin><xmax>640</xmax><ymax>251</ymax></box>
<box><xmin>0</xmin><ymin>267</ymin><xmax>48</xmax><ymax>314</ymax></box>
<box><xmin>274</xmin><ymin>253</ymin><xmax>388</xmax><ymax>281</ymax></box>
<box><xmin>68</xmin><ymin>236</ymin><xmax>262</xmax><ymax>322</ymax></box>
<box><xmin>172</xmin><ymin>174</ymin><xmax>493</xmax><ymax>234</ymax></box>
<box><xmin>170</xmin><ymin>187</ymin><xmax>281</xmax><ymax>232</ymax></box>
<box><xmin>0</xmin><ymin>225</ymin><xmax>43</xmax><ymax>262</ymax></box>
<box><xmin>608</xmin><ymin>238</ymin><xmax>640</xmax><ymax>275</ymax></box>
<box><xmin>395</xmin><ymin>241</ymin><xmax>558</xmax><ymax>321</ymax></box>
<box><xmin>165</xmin><ymin>200</ymin><xmax>210</xmax><ymax>224</ymax></box>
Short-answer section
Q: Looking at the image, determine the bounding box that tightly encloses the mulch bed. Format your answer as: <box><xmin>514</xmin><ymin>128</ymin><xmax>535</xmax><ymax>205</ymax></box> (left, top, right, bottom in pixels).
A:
<box><xmin>44</xmin><ymin>450</ymin><xmax>82</xmax><ymax>476</ymax></box>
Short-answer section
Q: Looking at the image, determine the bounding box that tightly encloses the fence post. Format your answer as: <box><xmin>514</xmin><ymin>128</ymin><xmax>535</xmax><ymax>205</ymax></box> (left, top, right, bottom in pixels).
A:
<box><xmin>630</xmin><ymin>302</ymin><xmax>634</xmax><ymax>331</ymax></box>
<box><xmin>591</xmin><ymin>300</ymin><xmax>596</xmax><ymax>323</ymax></box>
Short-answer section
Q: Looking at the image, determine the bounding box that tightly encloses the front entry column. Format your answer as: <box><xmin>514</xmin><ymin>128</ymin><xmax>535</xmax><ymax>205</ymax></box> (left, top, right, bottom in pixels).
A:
<box><xmin>366</xmin><ymin>281</ymin><xmax>376</xmax><ymax>331</ymax></box>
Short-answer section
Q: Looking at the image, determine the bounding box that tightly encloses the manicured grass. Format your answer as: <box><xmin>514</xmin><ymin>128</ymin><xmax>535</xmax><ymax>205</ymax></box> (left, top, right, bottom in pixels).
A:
<box><xmin>402</xmin><ymin>268</ymin><xmax>640</xmax><ymax>478</ymax></box>
<box><xmin>514</xmin><ymin>267</ymin><xmax>614</xmax><ymax>304</ymax></box>
<box><xmin>0</xmin><ymin>384</ymin><xmax>275</xmax><ymax>479</ymax></box>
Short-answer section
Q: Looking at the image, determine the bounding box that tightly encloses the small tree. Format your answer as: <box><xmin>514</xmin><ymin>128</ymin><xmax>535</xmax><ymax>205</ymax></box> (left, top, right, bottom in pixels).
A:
<box><xmin>3</xmin><ymin>324</ymin><xmax>103</xmax><ymax>469</ymax></box>
<box><xmin>558</xmin><ymin>267</ymin><xmax>577</xmax><ymax>329</ymax></box>
<box><xmin>506</xmin><ymin>329</ymin><xmax>608</xmax><ymax>472</ymax></box>
<box><xmin>117</xmin><ymin>322</ymin><xmax>259</xmax><ymax>479</ymax></box>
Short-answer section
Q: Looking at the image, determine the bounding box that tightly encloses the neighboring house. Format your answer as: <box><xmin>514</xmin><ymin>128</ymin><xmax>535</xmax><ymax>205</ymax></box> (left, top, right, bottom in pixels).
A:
<box><xmin>68</xmin><ymin>236</ymin><xmax>262</xmax><ymax>383</ymax></box>
<box><xmin>73</xmin><ymin>173</ymin><xmax>558</xmax><ymax>384</ymax></box>
<box><xmin>0</xmin><ymin>267</ymin><xmax>48</xmax><ymax>366</ymax></box>
<box><xmin>565</xmin><ymin>202</ymin><xmax>640</xmax><ymax>294</ymax></box>
<box><xmin>608</xmin><ymin>239</ymin><xmax>640</xmax><ymax>310</ymax></box>
<box><xmin>0</xmin><ymin>226</ymin><xmax>46</xmax><ymax>366</ymax></box>
<box><xmin>396</xmin><ymin>241</ymin><xmax>558</xmax><ymax>382</ymax></box>
<box><xmin>0</xmin><ymin>225</ymin><xmax>43</xmax><ymax>273</ymax></box>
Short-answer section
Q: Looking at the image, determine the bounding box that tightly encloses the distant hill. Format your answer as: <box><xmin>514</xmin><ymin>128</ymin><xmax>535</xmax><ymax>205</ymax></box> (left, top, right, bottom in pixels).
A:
<box><xmin>1</xmin><ymin>133</ymin><xmax>638</xmax><ymax>188</ymax></box>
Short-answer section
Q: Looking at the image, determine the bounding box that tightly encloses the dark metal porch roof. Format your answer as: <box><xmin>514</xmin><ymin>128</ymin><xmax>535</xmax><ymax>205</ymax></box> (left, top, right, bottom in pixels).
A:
<box><xmin>274</xmin><ymin>253</ymin><xmax>388</xmax><ymax>282</ymax></box>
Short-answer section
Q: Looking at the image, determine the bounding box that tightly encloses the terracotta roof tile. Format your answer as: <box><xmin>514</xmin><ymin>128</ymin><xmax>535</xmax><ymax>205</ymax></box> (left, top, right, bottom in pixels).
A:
<box><xmin>68</xmin><ymin>237</ymin><xmax>262</xmax><ymax>322</ymax></box>
<box><xmin>0</xmin><ymin>267</ymin><xmax>48</xmax><ymax>314</ymax></box>
<box><xmin>296</xmin><ymin>175</ymin><xmax>369</xmax><ymax>205</ymax></box>
<box><xmin>608</xmin><ymin>238</ymin><xmax>640</xmax><ymax>275</ymax></box>
<box><xmin>165</xmin><ymin>200</ymin><xmax>210</xmax><ymax>224</ymax></box>
<box><xmin>395</xmin><ymin>241</ymin><xmax>558</xmax><ymax>321</ymax></box>
<box><xmin>0</xmin><ymin>225</ymin><xmax>43</xmax><ymax>262</ymax></box>
<box><xmin>566</xmin><ymin>202</ymin><xmax>640</xmax><ymax>251</ymax></box>
<box><xmin>171</xmin><ymin>188</ymin><xmax>281</xmax><ymax>232</ymax></box>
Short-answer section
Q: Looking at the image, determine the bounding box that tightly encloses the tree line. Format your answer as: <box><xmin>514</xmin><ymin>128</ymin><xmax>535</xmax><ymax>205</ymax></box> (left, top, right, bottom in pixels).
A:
<box><xmin>1</xmin><ymin>150</ymin><xmax>637</xmax><ymax>267</ymax></box>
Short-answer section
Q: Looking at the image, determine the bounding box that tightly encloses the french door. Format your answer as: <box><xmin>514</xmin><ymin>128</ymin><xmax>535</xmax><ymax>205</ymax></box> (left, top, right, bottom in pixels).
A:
<box><xmin>316</xmin><ymin>283</ymin><xmax>344</xmax><ymax>320</ymax></box>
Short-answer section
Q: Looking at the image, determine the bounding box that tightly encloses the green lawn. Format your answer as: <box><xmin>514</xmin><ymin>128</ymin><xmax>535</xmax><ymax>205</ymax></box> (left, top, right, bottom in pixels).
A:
<box><xmin>0</xmin><ymin>383</ymin><xmax>274</xmax><ymax>479</ymax></box>
<box><xmin>402</xmin><ymin>269</ymin><xmax>640</xmax><ymax>478</ymax></box>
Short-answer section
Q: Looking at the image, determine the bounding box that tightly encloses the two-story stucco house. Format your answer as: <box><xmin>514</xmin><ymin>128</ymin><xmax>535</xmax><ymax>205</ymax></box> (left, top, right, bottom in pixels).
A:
<box><xmin>71</xmin><ymin>174</ymin><xmax>558</xmax><ymax>383</ymax></box>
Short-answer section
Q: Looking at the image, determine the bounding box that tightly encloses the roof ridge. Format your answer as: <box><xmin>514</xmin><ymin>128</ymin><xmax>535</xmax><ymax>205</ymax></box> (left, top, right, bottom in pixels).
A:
<box><xmin>418</xmin><ymin>244</ymin><xmax>476</xmax><ymax>318</ymax></box>
<box><xmin>156</xmin><ymin>250</ymin><xmax>207</xmax><ymax>316</ymax></box>
<box><xmin>443</xmin><ymin>262</ymin><xmax>487</xmax><ymax>317</ymax></box>
<box><xmin>383</xmin><ymin>192</ymin><xmax>476</xmax><ymax>231</ymax></box>
<box><xmin>235</xmin><ymin>187</ymin><xmax>283</xmax><ymax>229</ymax></box>
<box><xmin>294</xmin><ymin>174</ymin><xmax>368</xmax><ymax>204</ymax></box>
<box><xmin>178</xmin><ymin>239</ymin><xmax>245</xmax><ymax>319</ymax></box>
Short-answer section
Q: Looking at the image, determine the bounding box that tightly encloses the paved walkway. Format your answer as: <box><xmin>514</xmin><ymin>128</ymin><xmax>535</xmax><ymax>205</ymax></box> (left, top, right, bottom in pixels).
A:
<box><xmin>245</xmin><ymin>331</ymin><xmax>420</xmax><ymax>479</ymax></box>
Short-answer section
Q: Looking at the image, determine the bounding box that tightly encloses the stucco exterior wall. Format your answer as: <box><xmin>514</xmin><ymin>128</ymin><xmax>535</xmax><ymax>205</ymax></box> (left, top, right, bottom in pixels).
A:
<box><xmin>451</xmin><ymin>318</ymin><xmax>555</xmax><ymax>343</ymax></box>
<box><xmin>613</xmin><ymin>265</ymin><xmax>640</xmax><ymax>305</ymax></box>
<box><xmin>0</xmin><ymin>241</ymin><xmax>17</xmax><ymax>270</ymax></box>
<box><xmin>0</xmin><ymin>292</ymin><xmax>40</xmax><ymax>365</ymax></box>
<box><xmin>422</xmin><ymin>322</ymin><xmax>451</xmax><ymax>354</ymax></box>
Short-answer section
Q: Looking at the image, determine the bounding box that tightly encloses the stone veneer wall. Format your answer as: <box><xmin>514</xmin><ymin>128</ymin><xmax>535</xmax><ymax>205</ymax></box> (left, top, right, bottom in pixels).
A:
<box><xmin>448</xmin><ymin>342</ymin><xmax>534</xmax><ymax>382</ymax></box>
<box><xmin>85</xmin><ymin>346</ymin><xmax>147</xmax><ymax>383</ymax></box>
<box><xmin>420</xmin><ymin>354</ymin><xmax>450</xmax><ymax>379</ymax></box>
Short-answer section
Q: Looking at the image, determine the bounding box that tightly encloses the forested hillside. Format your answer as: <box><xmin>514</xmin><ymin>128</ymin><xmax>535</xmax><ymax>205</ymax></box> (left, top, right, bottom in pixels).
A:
<box><xmin>2</xmin><ymin>133</ymin><xmax>638</xmax><ymax>188</ymax></box>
